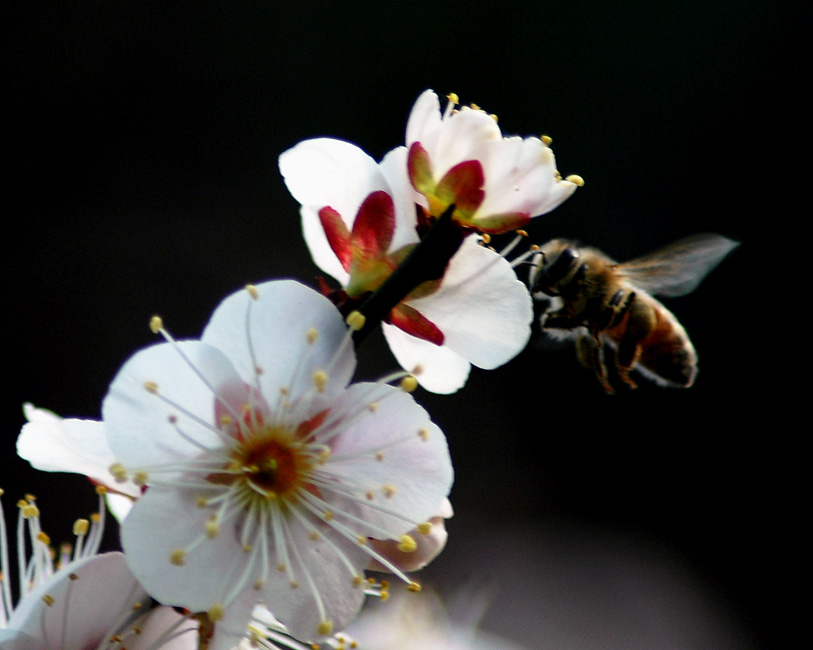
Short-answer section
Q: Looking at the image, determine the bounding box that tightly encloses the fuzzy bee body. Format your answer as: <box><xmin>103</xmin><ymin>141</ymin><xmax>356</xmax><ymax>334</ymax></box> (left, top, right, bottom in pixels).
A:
<box><xmin>531</xmin><ymin>234</ymin><xmax>738</xmax><ymax>393</ymax></box>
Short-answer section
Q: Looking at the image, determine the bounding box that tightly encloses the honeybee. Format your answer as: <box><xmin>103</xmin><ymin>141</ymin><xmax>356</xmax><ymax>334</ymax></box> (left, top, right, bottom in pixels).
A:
<box><xmin>530</xmin><ymin>233</ymin><xmax>738</xmax><ymax>393</ymax></box>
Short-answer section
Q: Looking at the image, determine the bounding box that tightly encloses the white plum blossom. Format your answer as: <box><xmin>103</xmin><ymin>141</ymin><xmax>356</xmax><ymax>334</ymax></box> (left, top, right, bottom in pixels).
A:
<box><xmin>406</xmin><ymin>89</ymin><xmax>581</xmax><ymax>234</ymax></box>
<box><xmin>279</xmin><ymin>138</ymin><xmax>533</xmax><ymax>394</ymax></box>
<box><xmin>17</xmin><ymin>403</ymin><xmax>141</xmax><ymax>521</ymax></box>
<box><xmin>102</xmin><ymin>280</ymin><xmax>453</xmax><ymax>648</ymax></box>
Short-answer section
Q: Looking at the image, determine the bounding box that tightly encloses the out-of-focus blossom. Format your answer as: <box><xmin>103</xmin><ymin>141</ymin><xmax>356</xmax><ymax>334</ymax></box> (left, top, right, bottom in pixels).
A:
<box><xmin>279</xmin><ymin>139</ymin><xmax>533</xmax><ymax>393</ymax></box>
<box><xmin>336</xmin><ymin>587</ymin><xmax>528</xmax><ymax>650</ymax></box>
<box><xmin>406</xmin><ymin>89</ymin><xmax>581</xmax><ymax>234</ymax></box>
<box><xmin>17</xmin><ymin>403</ymin><xmax>141</xmax><ymax>521</ymax></box>
<box><xmin>0</xmin><ymin>547</ymin><xmax>198</xmax><ymax>650</ymax></box>
<box><xmin>102</xmin><ymin>280</ymin><xmax>453</xmax><ymax>648</ymax></box>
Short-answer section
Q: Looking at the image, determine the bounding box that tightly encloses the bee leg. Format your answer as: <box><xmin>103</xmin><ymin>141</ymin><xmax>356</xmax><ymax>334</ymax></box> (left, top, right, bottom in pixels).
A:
<box><xmin>543</xmin><ymin>310</ymin><xmax>583</xmax><ymax>331</ymax></box>
<box><xmin>615</xmin><ymin>297</ymin><xmax>656</xmax><ymax>390</ymax></box>
<box><xmin>576</xmin><ymin>333</ymin><xmax>614</xmax><ymax>394</ymax></box>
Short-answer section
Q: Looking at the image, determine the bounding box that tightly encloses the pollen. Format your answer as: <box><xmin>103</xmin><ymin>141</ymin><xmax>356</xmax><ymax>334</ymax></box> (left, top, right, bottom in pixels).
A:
<box><xmin>306</xmin><ymin>327</ymin><xmax>319</xmax><ymax>344</ymax></box>
<box><xmin>399</xmin><ymin>376</ymin><xmax>418</xmax><ymax>393</ymax></box>
<box><xmin>169</xmin><ymin>549</ymin><xmax>186</xmax><ymax>566</ymax></box>
<box><xmin>313</xmin><ymin>370</ymin><xmax>328</xmax><ymax>392</ymax></box>
<box><xmin>397</xmin><ymin>535</ymin><xmax>417</xmax><ymax>553</ymax></box>
<box><xmin>143</xmin><ymin>381</ymin><xmax>159</xmax><ymax>394</ymax></box>
<box><xmin>245</xmin><ymin>285</ymin><xmax>260</xmax><ymax>300</ymax></box>
<box><xmin>418</xmin><ymin>428</ymin><xmax>430</xmax><ymax>441</ymax></box>
<box><xmin>109</xmin><ymin>463</ymin><xmax>128</xmax><ymax>482</ymax></box>
<box><xmin>208</xmin><ymin>603</ymin><xmax>225</xmax><ymax>621</ymax></box>
<box><xmin>149</xmin><ymin>316</ymin><xmax>163</xmax><ymax>333</ymax></box>
<box><xmin>566</xmin><ymin>174</ymin><xmax>585</xmax><ymax>187</ymax></box>
<box><xmin>346</xmin><ymin>310</ymin><xmax>366</xmax><ymax>331</ymax></box>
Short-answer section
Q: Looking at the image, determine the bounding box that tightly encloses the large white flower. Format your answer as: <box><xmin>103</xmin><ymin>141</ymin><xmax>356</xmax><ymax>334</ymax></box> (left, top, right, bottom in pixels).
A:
<box><xmin>102</xmin><ymin>280</ymin><xmax>453</xmax><ymax>648</ymax></box>
<box><xmin>279</xmin><ymin>138</ymin><xmax>533</xmax><ymax>394</ymax></box>
<box><xmin>406</xmin><ymin>89</ymin><xmax>581</xmax><ymax>233</ymax></box>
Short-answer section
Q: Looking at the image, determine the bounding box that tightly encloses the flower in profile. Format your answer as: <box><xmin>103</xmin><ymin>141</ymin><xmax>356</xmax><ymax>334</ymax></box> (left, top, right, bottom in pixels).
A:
<box><xmin>279</xmin><ymin>139</ymin><xmax>533</xmax><ymax>393</ymax></box>
<box><xmin>0</xmin><ymin>552</ymin><xmax>203</xmax><ymax>650</ymax></box>
<box><xmin>102</xmin><ymin>280</ymin><xmax>453</xmax><ymax>648</ymax></box>
<box><xmin>17</xmin><ymin>403</ymin><xmax>141</xmax><ymax>521</ymax></box>
<box><xmin>406</xmin><ymin>89</ymin><xmax>582</xmax><ymax>234</ymax></box>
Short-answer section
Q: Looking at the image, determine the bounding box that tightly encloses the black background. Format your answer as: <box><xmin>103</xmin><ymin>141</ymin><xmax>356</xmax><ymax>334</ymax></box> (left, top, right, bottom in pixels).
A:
<box><xmin>5</xmin><ymin>2</ymin><xmax>799</xmax><ymax>648</ymax></box>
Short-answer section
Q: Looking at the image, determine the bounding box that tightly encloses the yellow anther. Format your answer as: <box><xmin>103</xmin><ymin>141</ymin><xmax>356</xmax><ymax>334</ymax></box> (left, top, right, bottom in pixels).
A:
<box><xmin>205</xmin><ymin>520</ymin><xmax>220</xmax><ymax>538</ymax></box>
<box><xmin>0</xmin><ymin>488</ymin><xmax>4</xmax><ymax>497</ymax></box>
<box><xmin>313</xmin><ymin>370</ymin><xmax>328</xmax><ymax>393</ymax></box>
<box><xmin>470</xmin><ymin>102</ymin><xmax>481</xmax><ymax>111</ymax></box>
<box><xmin>418</xmin><ymin>428</ymin><xmax>429</xmax><ymax>441</ymax></box>
<box><xmin>169</xmin><ymin>549</ymin><xmax>186</xmax><ymax>566</ymax></box>
<box><xmin>73</xmin><ymin>519</ymin><xmax>90</xmax><ymax>536</ymax></box>
<box><xmin>490</xmin><ymin>113</ymin><xmax>498</xmax><ymax>123</ymax></box>
<box><xmin>306</xmin><ymin>327</ymin><xmax>319</xmax><ymax>344</ymax></box>
<box><xmin>90</xmin><ymin>513</ymin><xmax>100</xmax><ymax>523</ymax></box>
<box><xmin>95</xmin><ymin>485</ymin><xmax>107</xmax><ymax>496</ymax></box>
<box><xmin>516</xmin><ymin>229</ymin><xmax>529</xmax><ymax>237</ymax></box>
<box><xmin>134</xmin><ymin>470</ymin><xmax>149</xmax><ymax>486</ymax></box>
<box><xmin>447</xmin><ymin>92</ymin><xmax>459</xmax><ymax>104</ymax></box>
<box><xmin>208</xmin><ymin>603</ymin><xmax>225</xmax><ymax>621</ymax></box>
<box><xmin>397</xmin><ymin>535</ymin><xmax>417</xmax><ymax>553</ymax></box>
<box><xmin>417</xmin><ymin>522</ymin><xmax>433</xmax><ymax>535</ymax></box>
<box><xmin>407</xmin><ymin>581</ymin><xmax>422</xmax><ymax>593</ymax></box>
<box><xmin>317</xmin><ymin>620</ymin><xmax>334</xmax><ymax>636</ymax></box>
<box><xmin>37</xmin><ymin>531</ymin><xmax>51</xmax><ymax>545</ymax></box>
<box><xmin>481</xmin><ymin>233</ymin><xmax>492</xmax><ymax>244</ymax></box>
<box><xmin>196</xmin><ymin>496</ymin><xmax>209</xmax><ymax>507</ymax></box>
<box><xmin>109</xmin><ymin>463</ymin><xmax>128</xmax><ymax>482</ymax></box>
<box><xmin>399</xmin><ymin>376</ymin><xmax>418</xmax><ymax>393</ymax></box>
<box><xmin>382</xmin><ymin>485</ymin><xmax>396</xmax><ymax>498</ymax></box>
<box><xmin>323</xmin><ymin>510</ymin><xmax>334</xmax><ymax>521</ymax></box>
<box><xmin>245</xmin><ymin>285</ymin><xmax>259</xmax><ymax>300</ymax></box>
<box><xmin>345</xmin><ymin>310</ymin><xmax>366</xmax><ymax>331</ymax></box>
<box><xmin>375</xmin><ymin>452</ymin><xmax>384</xmax><ymax>461</ymax></box>
<box><xmin>42</xmin><ymin>594</ymin><xmax>55</xmax><ymax>607</ymax></box>
<box><xmin>565</xmin><ymin>174</ymin><xmax>585</xmax><ymax>187</ymax></box>
<box><xmin>253</xmin><ymin>579</ymin><xmax>264</xmax><ymax>590</ymax></box>
<box><xmin>353</xmin><ymin>575</ymin><xmax>364</xmax><ymax>588</ymax></box>
<box><xmin>541</xmin><ymin>134</ymin><xmax>553</xmax><ymax>146</ymax></box>
<box><xmin>149</xmin><ymin>316</ymin><xmax>163</xmax><ymax>334</ymax></box>
<box><xmin>69</xmin><ymin>573</ymin><xmax>79</xmax><ymax>581</ymax></box>
<box><xmin>143</xmin><ymin>381</ymin><xmax>159</xmax><ymax>394</ymax></box>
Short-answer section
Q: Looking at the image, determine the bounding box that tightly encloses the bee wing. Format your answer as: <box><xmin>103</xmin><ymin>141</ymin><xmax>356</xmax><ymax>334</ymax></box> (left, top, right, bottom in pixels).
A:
<box><xmin>618</xmin><ymin>233</ymin><xmax>739</xmax><ymax>297</ymax></box>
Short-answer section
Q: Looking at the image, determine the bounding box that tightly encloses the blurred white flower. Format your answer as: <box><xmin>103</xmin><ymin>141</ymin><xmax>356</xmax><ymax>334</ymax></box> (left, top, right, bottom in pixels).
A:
<box><xmin>17</xmin><ymin>403</ymin><xmax>141</xmax><ymax>521</ymax></box>
<box><xmin>406</xmin><ymin>89</ymin><xmax>581</xmax><ymax>233</ymax></box>
<box><xmin>102</xmin><ymin>280</ymin><xmax>453</xmax><ymax>648</ymax></box>
<box><xmin>279</xmin><ymin>139</ymin><xmax>532</xmax><ymax>394</ymax></box>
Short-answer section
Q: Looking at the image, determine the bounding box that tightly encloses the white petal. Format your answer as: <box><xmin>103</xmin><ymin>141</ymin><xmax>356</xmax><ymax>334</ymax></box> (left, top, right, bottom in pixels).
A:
<box><xmin>201</xmin><ymin>280</ymin><xmax>356</xmax><ymax>405</ymax></box>
<box><xmin>323</xmin><ymin>383</ymin><xmax>454</xmax><ymax>534</ymax></box>
<box><xmin>432</xmin><ymin>108</ymin><xmax>502</xmax><ymax>179</ymax></box>
<box><xmin>378</xmin><ymin>146</ymin><xmax>422</xmax><ymax>252</ymax></box>
<box><xmin>121</xmin><ymin>486</ymin><xmax>248</xmax><ymax>614</ymax></box>
<box><xmin>406</xmin><ymin>238</ymin><xmax>533</xmax><ymax>369</ymax></box>
<box><xmin>103</xmin><ymin>340</ymin><xmax>241</xmax><ymax>472</ymax></box>
<box><xmin>279</xmin><ymin>138</ymin><xmax>383</xmax><ymax>217</ymax></box>
<box><xmin>131</xmin><ymin>607</ymin><xmax>198</xmax><ymax>650</ymax></box>
<box><xmin>382</xmin><ymin>323</ymin><xmax>471</xmax><ymax>394</ymax></box>
<box><xmin>17</xmin><ymin>413</ymin><xmax>141</xmax><ymax>500</ymax></box>
<box><xmin>405</xmin><ymin>89</ymin><xmax>443</xmax><ymax>150</ymax></box>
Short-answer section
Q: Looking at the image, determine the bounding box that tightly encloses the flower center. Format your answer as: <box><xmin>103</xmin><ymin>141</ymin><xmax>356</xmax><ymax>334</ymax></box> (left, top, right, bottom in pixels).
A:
<box><xmin>239</xmin><ymin>437</ymin><xmax>301</xmax><ymax>495</ymax></box>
